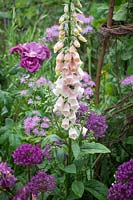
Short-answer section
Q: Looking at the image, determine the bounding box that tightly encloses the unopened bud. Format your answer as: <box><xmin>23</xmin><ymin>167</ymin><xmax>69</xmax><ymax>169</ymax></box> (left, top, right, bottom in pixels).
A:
<box><xmin>73</xmin><ymin>28</ymin><xmax>79</xmax><ymax>36</ymax></box>
<box><xmin>64</xmin><ymin>5</ymin><xmax>68</xmax><ymax>13</ymax></box>
<box><xmin>78</xmin><ymin>34</ymin><xmax>87</xmax><ymax>42</ymax></box>
<box><xmin>73</xmin><ymin>40</ymin><xmax>80</xmax><ymax>48</ymax></box>
<box><xmin>58</xmin><ymin>25</ymin><xmax>64</xmax><ymax>31</ymax></box>
<box><xmin>59</xmin><ymin>15</ymin><xmax>65</xmax><ymax>24</ymax></box>
<box><xmin>76</xmin><ymin>0</ymin><xmax>82</xmax><ymax>8</ymax></box>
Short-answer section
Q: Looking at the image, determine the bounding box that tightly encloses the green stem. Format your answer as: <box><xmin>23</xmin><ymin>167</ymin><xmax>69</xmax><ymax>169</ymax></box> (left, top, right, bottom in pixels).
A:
<box><xmin>65</xmin><ymin>138</ymin><xmax>72</xmax><ymax>197</ymax></box>
<box><xmin>68</xmin><ymin>0</ymin><xmax>72</xmax><ymax>46</ymax></box>
<box><xmin>27</xmin><ymin>166</ymin><xmax>32</xmax><ymax>200</ymax></box>
<box><xmin>41</xmin><ymin>192</ymin><xmax>44</xmax><ymax>200</ymax></box>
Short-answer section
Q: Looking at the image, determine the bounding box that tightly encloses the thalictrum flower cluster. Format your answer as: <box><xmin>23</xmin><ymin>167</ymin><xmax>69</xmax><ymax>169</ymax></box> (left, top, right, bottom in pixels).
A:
<box><xmin>86</xmin><ymin>112</ymin><xmax>108</xmax><ymax>139</ymax></box>
<box><xmin>10</xmin><ymin>42</ymin><xmax>51</xmax><ymax>72</ymax></box>
<box><xmin>107</xmin><ymin>159</ymin><xmax>133</xmax><ymax>200</ymax></box>
<box><xmin>12</xmin><ymin>144</ymin><xmax>43</xmax><ymax>166</ymax></box>
<box><xmin>24</xmin><ymin>115</ymin><xmax>50</xmax><ymax>136</ymax></box>
<box><xmin>121</xmin><ymin>75</ymin><xmax>133</xmax><ymax>90</ymax></box>
<box><xmin>0</xmin><ymin>162</ymin><xmax>17</xmax><ymax>189</ymax></box>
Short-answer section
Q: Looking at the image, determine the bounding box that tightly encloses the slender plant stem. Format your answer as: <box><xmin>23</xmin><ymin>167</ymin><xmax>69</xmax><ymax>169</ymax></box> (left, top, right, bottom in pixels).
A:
<box><xmin>27</xmin><ymin>166</ymin><xmax>32</xmax><ymax>200</ymax></box>
<box><xmin>68</xmin><ymin>0</ymin><xmax>72</xmax><ymax>46</ymax></box>
<box><xmin>41</xmin><ymin>192</ymin><xmax>44</xmax><ymax>200</ymax></box>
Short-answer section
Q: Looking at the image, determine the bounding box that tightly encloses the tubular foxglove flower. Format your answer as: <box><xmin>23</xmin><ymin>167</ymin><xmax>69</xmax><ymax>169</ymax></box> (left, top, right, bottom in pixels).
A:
<box><xmin>53</xmin><ymin>1</ymin><xmax>88</xmax><ymax>139</ymax></box>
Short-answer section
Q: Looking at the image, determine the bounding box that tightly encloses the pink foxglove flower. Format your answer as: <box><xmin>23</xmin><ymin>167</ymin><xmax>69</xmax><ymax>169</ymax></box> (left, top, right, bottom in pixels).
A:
<box><xmin>69</xmin><ymin>127</ymin><xmax>79</xmax><ymax>140</ymax></box>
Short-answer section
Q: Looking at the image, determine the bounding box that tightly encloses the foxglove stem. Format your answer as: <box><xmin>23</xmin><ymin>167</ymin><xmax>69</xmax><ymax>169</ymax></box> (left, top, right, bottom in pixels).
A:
<box><xmin>68</xmin><ymin>0</ymin><xmax>72</xmax><ymax>46</ymax></box>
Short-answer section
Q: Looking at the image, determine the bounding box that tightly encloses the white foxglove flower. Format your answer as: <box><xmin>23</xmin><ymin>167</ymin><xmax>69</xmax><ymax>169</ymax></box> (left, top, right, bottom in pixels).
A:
<box><xmin>69</xmin><ymin>127</ymin><xmax>79</xmax><ymax>140</ymax></box>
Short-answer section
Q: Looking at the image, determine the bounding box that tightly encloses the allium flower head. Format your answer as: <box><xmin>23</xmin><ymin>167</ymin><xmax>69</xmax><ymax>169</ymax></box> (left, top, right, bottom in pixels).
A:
<box><xmin>116</xmin><ymin>159</ymin><xmax>133</xmax><ymax>184</ymax></box>
<box><xmin>0</xmin><ymin>162</ymin><xmax>16</xmax><ymax>189</ymax></box>
<box><xmin>107</xmin><ymin>159</ymin><xmax>133</xmax><ymax>200</ymax></box>
<box><xmin>86</xmin><ymin>112</ymin><xmax>108</xmax><ymax>139</ymax></box>
<box><xmin>10</xmin><ymin>42</ymin><xmax>51</xmax><ymax>73</ymax></box>
<box><xmin>12</xmin><ymin>185</ymin><xmax>30</xmax><ymax>200</ymax></box>
<box><xmin>13</xmin><ymin>144</ymin><xmax>43</xmax><ymax>166</ymax></box>
<box><xmin>28</xmin><ymin>171</ymin><xmax>56</xmax><ymax>194</ymax></box>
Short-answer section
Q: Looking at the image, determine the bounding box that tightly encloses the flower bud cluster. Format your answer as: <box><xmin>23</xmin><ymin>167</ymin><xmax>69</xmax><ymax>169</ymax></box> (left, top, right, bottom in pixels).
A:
<box><xmin>53</xmin><ymin>1</ymin><xmax>88</xmax><ymax>140</ymax></box>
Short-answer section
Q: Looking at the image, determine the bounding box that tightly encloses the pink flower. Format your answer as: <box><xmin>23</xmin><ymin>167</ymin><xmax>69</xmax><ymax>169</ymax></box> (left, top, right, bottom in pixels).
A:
<box><xmin>61</xmin><ymin>118</ymin><xmax>69</xmax><ymax>130</ymax></box>
<box><xmin>20</xmin><ymin>57</ymin><xmax>41</xmax><ymax>73</ymax></box>
<box><xmin>20</xmin><ymin>90</ymin><xmax>27</xmax><ymax>96</ymax></box>
<box><xmin>69</xmin><ymin>127</ymin><xmax>79</xmax><ymax>140</ymax></box>
<box><xmin>10</xmin><ymin>42</ymin><xmax>51</xmax><ymax>73</ymax></box>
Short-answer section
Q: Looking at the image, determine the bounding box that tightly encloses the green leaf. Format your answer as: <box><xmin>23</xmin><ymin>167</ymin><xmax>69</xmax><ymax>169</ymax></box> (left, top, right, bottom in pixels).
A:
<box><xmin>64</xmin><ymin>164</ymin><xmax>76</xmax><ymax>174</ymax></box>
<box><xmin>72</xmin><ymin>181</ymin><xmax>84</xmax><ymax>198</ymax></box>
<box><xmin>0</xmin><ymin>11</ymin><xmax>11</xmax><ymax>19</ymax></box>
<box><xmin>5</xmin><ymin>118</ymin><xmax>14</xmax><ymax>128</ymax></box>
<box><xmin>72</xmin><ymin>142</ymin><xmax>80</xmax><ymax>159</ymax></box>
<box><xmin>124</xmin><ymin>136</ymin><xmax>133</xmax><ymax>144</ymax></box>
<box><xmin>113</xmin><ymin>3</ymin><xmax>128</xmax><ymax>21</ymax></box>
<box><xmin>81</xmin><ymin>142</ymin><xmax>111</xmax><ymax>154</ymax></box>
<box><xmin>85</xmin><ymin>179</ymin><xmax>108</xmax><ymax>200</ymax></box>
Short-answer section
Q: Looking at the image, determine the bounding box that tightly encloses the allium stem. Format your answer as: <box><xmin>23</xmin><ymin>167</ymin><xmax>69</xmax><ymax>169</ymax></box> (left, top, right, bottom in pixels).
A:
<box><xmin>41</xmin><ymin>192</ymin><xmax>44</xmax><ymax>200</ymax></box>
<box><xmin>27</xmin><ymin>166</ymin><xmax>32</xmax><ymax>200</ymax></box>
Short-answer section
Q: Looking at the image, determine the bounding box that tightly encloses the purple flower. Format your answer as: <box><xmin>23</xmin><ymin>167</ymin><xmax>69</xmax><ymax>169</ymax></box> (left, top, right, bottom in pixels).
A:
<box><xmin>28</xmin><ymin>171</ymin><xmax>56</xmax><ymax>194</ymax></box>
<box><xmin>20</xmin><ymin>56</ymin><xmax>41</xmax><ymax>73</ymax></box>
<box><xmin>43</xmin><ymin>144</ymin><xmax>52</xmax><ymax>160</ymax></box>
<box><xmin>77</xmin><ymin>14</ymin><xmax>94</xmax><ymax>24</ymax></box>
<box><xmin>116</xmin><ymin>159</ymin><xmax>133</xmax><ymax>184</ymax></box>
<box><xmin>28</xmin><ymin>98</ymin><xmax>33</xmax><ymax>104</ymax></box>
<box><xmin>0</xmin><ymin>162</ymin><xmax>16</xmax><ymax>189</ymax></box>
<box><xmin>9</xmin><ymin>44</ymin><xmax>23</xmax><ymax>54</ymax></box>
<box><xmin>83</xmin><ymin>25</ymin><xmax>93</xmax><ymax>34</ymax></box>
<box><xmin>36</xmin><ymin>76</ymin><xmax>47</xmax><ymax>85</ymax></box>
<box><xmin>45</xmin><ymin>24</ymin><xmax>59</xmax><ymax>42</ymax></box>
<box><xmin>86</xmin><ymin>112</ymin><xmax>108</xmax><ymax>139</ymax></box>
<box><xmin>12</xmin><ymin>185</ymin><xmax>30</xmax><ymax>200</ymax></box>
<box><xmin>77</xmin><ymin>102</ymin><xmax>88</xmax><ymax>116</ymax></box>
<box><xmin>24</xmin><ymin>117</ymin><xmax>36</xmax><ymax>134</ymax></box>
<box><xmin>84</xmin><ymin>87</ymin><xmax>94</xmax><ymax>98</ymax></box>
<box><xmin>20</xmin><ymin>90</ymin><xmax>27</xmax><ymax>96</ymax></box>
<box><xmin>41</xmin><ymin>122</ymin><xmax>49</xmax><ymax>128</ymax></box>
<box><xmin>12</xmin><ymin>144</ymin><xmax>43</xmax><ymax>166</ymax></box>
<box><xmin>107</xmin><ymin>182</ymin><xmax>133</xmax><ymax>200</ymax></box>
<box><xmin>121</xmin><ymin>75</ymin><xmax>133</xmax><ymax>89</ymax></box>
<box><xmin>107</xmin><ymin>159</ymin><xmax>133</xmax><ymax>200</ymax></box>
<box><xmin>10</xmin><ymin>42</ymin><xmax>51</xmax><ymax>73</ymax></box>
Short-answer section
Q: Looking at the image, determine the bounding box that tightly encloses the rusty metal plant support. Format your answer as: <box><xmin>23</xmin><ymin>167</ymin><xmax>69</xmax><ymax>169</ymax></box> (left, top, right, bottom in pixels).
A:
<box><xmin>94</xmin><ymin>0</ymin><xmax>133</xmax><ymax>104</ymax></box>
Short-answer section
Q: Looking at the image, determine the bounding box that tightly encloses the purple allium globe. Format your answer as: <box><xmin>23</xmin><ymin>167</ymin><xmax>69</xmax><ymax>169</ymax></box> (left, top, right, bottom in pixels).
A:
<box><xmin>12</xmin><ymin>144</ymin><xmax>43</xmax><ymax>166</ymax></box>
<box><xmin>107</xmin><ymin>159</ymin><xmax>133</xmax><ymax>200</ymax></box>
<box><xmin>116</xmin><ymin>158</ymin><xmax>133</xmax><ymax>184</ymax></box>
<box><xmin>12</xmin><ymin>185</ymin><xmax>30</xmax><ymax>200</ymax></box>
<box><xmin>10</xmin><ymin>42</ymin><xmax>51</xmax><ymax>73</ymax></box>
<box><xmin>28</xmin><ymin>171</ymin><xmax>56</xmax><ymax>194</ymax></box>
<box><xmin>107</xmin><ymin>182</ymin><xmax>133</xmax><ymax>200</ymax></box>
<box><xmin>86</xmin><ymin>112</ymin><xmax>108</xmax><ymax>139</ymax></box>
<box><xmin>0</xmin><ymin>162</ymin><xmax>17</xmax><ymax>189</ymax></box>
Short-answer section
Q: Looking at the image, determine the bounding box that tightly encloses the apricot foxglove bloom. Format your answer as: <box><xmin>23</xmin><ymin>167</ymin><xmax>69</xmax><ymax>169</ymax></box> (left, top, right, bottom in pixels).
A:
<box><xmin>53</xmin><ymin>1</ymin><xmax>88</xmax><ymax>140</ymax></box>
